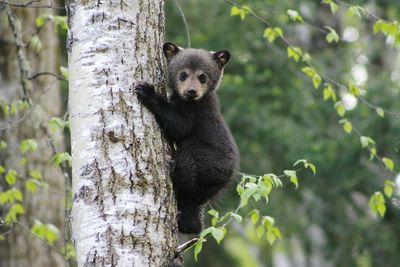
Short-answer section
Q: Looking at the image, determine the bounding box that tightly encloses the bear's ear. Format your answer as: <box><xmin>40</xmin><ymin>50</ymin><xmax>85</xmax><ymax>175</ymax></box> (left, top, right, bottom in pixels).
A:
<box><xmin>163</xmin><ymin>42</ymin><xmax>181</xmax><ymax>62</ymax></box>
<box><xmin>212</xmin><ymin>49</ymin><xmax>231</xmax><ymax>69</ymax></box>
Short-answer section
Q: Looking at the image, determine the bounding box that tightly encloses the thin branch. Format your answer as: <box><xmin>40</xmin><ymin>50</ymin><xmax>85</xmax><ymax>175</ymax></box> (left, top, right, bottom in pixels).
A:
<box><xmin>29</xmin><ymin>72</ymin><xmax>67</xmax><ymax>81</ymax></box>
<box><xmin>221</xmin><ymin>0</ymin><xmax>400</xmax><ymax>117</ymax></box>
<box><xmin>0</xmin><ymin>0</ymin><xmax>65</xmax><ymax>10</ymax></box>
<box><xmin>47</xmin><ymin>136</ymin><xmax>72</xmax><ymax>266</ymax></box>
<box><xmin>6</xmin><ymin>6</ymin><xmax>32</xmax><ymax>104</ymax></box>
<box><xmin>173</xmin><ymin>0</ymin><xmax>191</xmax><ymax>48</ymax></box>
<box><xmin>0</xmin><ymin>78</ymin><xmax>60</xmax><ymax>132</ymax></box>
<box><xmin>15</xmin><ymin>222</ymin><xmax>77</xmax><ymax>263</ymax></box>
<box><xmin>176</xmin><ymin>238</ymin><xmax>199</xmax><ymax>254</ymax></box>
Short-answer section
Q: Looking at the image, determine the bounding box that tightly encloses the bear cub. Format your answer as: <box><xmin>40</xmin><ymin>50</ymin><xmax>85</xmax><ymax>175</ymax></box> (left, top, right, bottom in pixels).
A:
<box><xmin>135</xmin><ymin>42</ymin><xmax>239</xmax><ymax>234</ymax></box>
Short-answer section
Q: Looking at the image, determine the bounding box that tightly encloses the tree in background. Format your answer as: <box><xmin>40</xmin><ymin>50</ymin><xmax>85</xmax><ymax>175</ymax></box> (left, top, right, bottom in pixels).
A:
<box><xmin>0</xmin><ymin>4</ymin><xmax>66</xmax><ymax>267</ymax></box>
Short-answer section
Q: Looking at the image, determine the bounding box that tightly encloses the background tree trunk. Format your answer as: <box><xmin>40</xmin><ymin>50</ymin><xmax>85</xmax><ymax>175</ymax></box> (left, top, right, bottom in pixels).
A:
<box><xmin>67</xmin><ymin>0</ymin><xmax>178</xmax><ymax>266</ymax></box>
<box><xmin>0</xmin><ymin>5</ymin><xmax>66</xmax><ymax>267</ymax></box>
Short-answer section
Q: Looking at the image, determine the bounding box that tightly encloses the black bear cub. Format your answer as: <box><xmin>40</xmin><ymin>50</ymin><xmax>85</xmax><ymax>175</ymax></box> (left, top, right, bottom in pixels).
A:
<box><xmin>135</xmin><ymin>42</ymin><xmax>239</xmax><ymax>234</ymax></box>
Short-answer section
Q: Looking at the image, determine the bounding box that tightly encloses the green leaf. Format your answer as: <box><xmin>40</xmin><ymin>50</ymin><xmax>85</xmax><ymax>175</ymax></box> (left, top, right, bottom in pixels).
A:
<box><xmin>230</xmin><ymin>5</ymin><xmax>251</xmax><ymax>20</ymax></box>
<box><xmin>231</xmin><ymin>212</ymin><xmax>242</xmax><ymax>223</ymax></box>
<box><xmin>322</xmin><ymin>0</ymin><xmax>338</xmax><ymax>13</ymax></box>
<box><xmin>360</xmin><ymin>136</ymin><xmax>375</xmax><ymax>148</ymax></box>
<box><xmin>0</xmin><ymin>190</ymin><xmax>12</xmax><ymax>204</ymax></box>
<box><xmin>12</xmin><ymin>188</ymin><xmax>23</xmax><ymax>202</ymax></box>
<box><xmin>323</xmin><ymin>83</ymin><xmax>337</xmax><ymax>101</ymax></box>
<box><xmin>249</xmin><ymin>210</ymin><xmax>259</xmax><ymax>225</ymax></box>
<box><xmin>258</xmin><ymin>179</ymin><xmax>272</xmax><ymax>196</ymax></box>
<box><xmin>236</xmin><ymin>183</ymin><xmax>244</xmax><ymax>194</ymax></box>
<box><xmin>263</xmin><ymin>28</ymin><xmax>275</xmax><ymax>43</ymax></box>
<box><xmin>287</xmin><ymin>9</ymin><xmax>303</xmax><ymax>22</ymax></box>
<box><xmin>302</xmin><ymin>67</ymin><xmax>316</xmax><ymax>78</ymax></box>
<box><xmin>382</xmin><ymin>157</ymin><xmax>394</xmax><ymax>171</ymax></box>
<box><xmin>30</xmin><ymin>170</ymin><xmax>43</xmax><ymax>180</ymax></box>
<box><xmin>194</xmin><ymin>239</ymin><xmax>204</xmax><ymax>261</ymax></box>
<box><xmin>0</xmin><ymin>165</ymin><xmax>4</xmax><ymax>174</ymax></box>
<box><xmin>348</xmin><ymin>81</ymin><xmax>361</xmax><ymax>96</ymax></box>
<box><xmin>199</xmin><ymin>227</ymin><xmax>214</xmax><ymax>239</ymax></box>
<box><xmin>31</xmin><ymin>220</ymin><xmax>46</xmax><ymax>237</ymax></box>
<box><xmin>256</xmin><ymin>225</ymin><xmax>264</xmax><ymax>238</ymax></box>
<box><xmin>266</xmin><ymin>230</ymin><xmax>276</xmax><ymax>245</ymax></box>
<box><xmin>207</xmin><ymin>209</ymin><xmax>219</xmax><ymax>218</ymax></box>
<box><xmin>5</xmin><ymin>169</ymin><xmax>17</xmax><ymax>186</ymax></box>
<box><xmin>384</xmin><ymin>180</ymin><xmax>394</xmax><ymax>198</ymax></box>
<box><xmin>287</xmin><ymin>47</ymin><xmax>302</xmax><ymax>62</ymax></box>
<box><xmin>369</xmin><ymin>192</ymin><xmax>386</xmax><ymax>217</ymax></box>
<box><xmin>54</xmin><ymin>16</ymin><xmax>67</xmax><ymax>33</ymax></box>
<box><xmin>346</xmin><ymin>6</ymin><xmax>363</xmax><ymax>19</ymax></box>
<box><xmin>51</xmin><ymin>152</ymin><xmax>72</xmax><ymax>167</ymax></box>
<box><xmin>376</xmin><ymin>108</ymin><xmax>385</xmax><ymax>118</ymax></box>
<box><xmin>10</xmin><ymin>101</ymin><xmax>17</xmax><ymax>115</ymax></box>
<box><xmin>48</xmin><ymin>117</ymin><xmax>65</xmax><ymax>133</ymax></box>
<box><xmin>60</xmin><ymin>66</ymin><xmax>69</xmax><ymax>80</ymax></box>
<box><xmin>35</xmin><ymin>15</ymin><xmax>46</xmax><ymax>27</ymax></box>
<box><xmin>272</xmin><ymin>227</ymin><xmax>282</xmax><ymax>240</ymax></box>
<box><xmin>343</xmin><ymin>121</ymin><xmax>353</xmax><ymax>134</ymax></box>
<box><xmin>26</xmin><ymin>179</ymin><xmax>38</xmax><ymax>192</ymax></box>
<box><xmin>369</xmin><ymin>147</ymin><xmax>377</xmax><ymax>160</ymax></box>
<box><xmin>211</xmin><ymin>227</ymin><xmax>226</xmax><ymax>244</ymax></box>
<box><xmin>373</xmin><ymin>20</ymin><xmax>384</xmax><ymax>34</ymax></box>
<box><xmin>335</xmin><ymin>101</ymin><xmax>346</xmax><ymax>117</ymax></box>
<box><xmin>307</xmin><ymin>163</ymin><xmax>317</xmax><ymax>175</ymax></box>
<box><xmin>263</xmin><ymin>27</ymin><xmax>283</xmax><ymax>43</ymax></box>
<box><xmin>18</xmin><ymin>100</ymin><xmax>29</xmax><ymax>112</ymax></box>
<box><xmin>312</xmin><ymin>74</ymin><xmax>322</xmax><ymax>89</ymax></box>
<box><xmin>45</xmin><ymin>224</ymin><xmax>59</xmax><ymax>244</ymax></box>
<box><xmin>290</xmin><ymin>176</ymin><xmax>298</xmax><ymax>189</ymax></box>
<box><xmin>302</xmin><ymin>52</ymin><xmax>311</xmax><ymax>63</ymax></box>
<box><xmin>30</xmin><ymin>35</ymin><xmax>43</xmax><ymax>53</ymax></box>
<box><xmin>325</xmin><ymin>26</ymin><xmax>340</xmax><ymax>43</ymax></box>
<box><xmin>273</xmin><ymin>27</ymin><xmax>283</xmax><ymax>37</ymax></box>
<box><xmin>263</xmin><ymin>216</ymin><xmax>275</xmax><ymax>228</ymax></box>
<box><xmin>5</xmin><ymin>203</ymin><xmax>25</xmax><ymax>222</ymax></box>
<box><xmin>240</xmin><ymin>187</ymin><xmax>257</xmax><ymax>207</ymax></box>
<box><xmin>20</xmin><ymin>139</ymin><xmax>38</xmax><ymax>154</ymax></box>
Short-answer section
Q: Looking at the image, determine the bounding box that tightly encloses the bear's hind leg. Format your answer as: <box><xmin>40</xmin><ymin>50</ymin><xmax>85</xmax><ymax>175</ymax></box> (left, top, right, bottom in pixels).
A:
<box><xmin>177</xmin><ymin>202</ymin><xmax>203</xmax><ymax>234</ymax></box>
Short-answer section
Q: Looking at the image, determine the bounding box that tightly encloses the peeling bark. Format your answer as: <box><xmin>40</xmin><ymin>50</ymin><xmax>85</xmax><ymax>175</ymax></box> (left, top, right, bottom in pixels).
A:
<box><xmin>67</xmin><ymin>0</ymin><xmax>178</xmax><ymax>266</ymax></box>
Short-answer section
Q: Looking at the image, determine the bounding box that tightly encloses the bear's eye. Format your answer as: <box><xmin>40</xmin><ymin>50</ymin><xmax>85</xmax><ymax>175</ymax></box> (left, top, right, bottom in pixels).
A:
<box><xmin>198</xmin><ymin>74</ymin><xmax>207</xmax><ymax>84</ymax></box>
<box><xmin>179</xmin><ymin>72</ymin><xmax>188</xmax><ymax>81</ymax></box>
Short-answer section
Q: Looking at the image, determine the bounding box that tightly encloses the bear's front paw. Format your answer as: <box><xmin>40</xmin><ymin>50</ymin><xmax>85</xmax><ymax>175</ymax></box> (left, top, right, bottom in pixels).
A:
<box><xmin>135</xmin><ymin>82</ymin><xmax>156</xmax><ymax>103</ymax></box>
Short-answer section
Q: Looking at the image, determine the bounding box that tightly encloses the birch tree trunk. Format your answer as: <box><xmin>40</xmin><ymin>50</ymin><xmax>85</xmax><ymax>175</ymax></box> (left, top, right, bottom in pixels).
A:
<box><xmin>67</xmin><ymin>0</ymin><xmax>178</xmax><ymax>266</ymax></box>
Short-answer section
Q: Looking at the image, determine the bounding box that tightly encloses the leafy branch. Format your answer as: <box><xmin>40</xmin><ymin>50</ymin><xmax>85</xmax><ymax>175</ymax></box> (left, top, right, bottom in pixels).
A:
<box><xmin>176</xmin><ymin>160</ymin><xmax>316</xmax><ymax>260</ymax></box>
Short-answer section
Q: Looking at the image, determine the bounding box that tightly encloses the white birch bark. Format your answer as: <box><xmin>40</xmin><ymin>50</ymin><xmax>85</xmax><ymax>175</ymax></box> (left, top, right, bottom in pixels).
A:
<box><xmin>67</xmin><ymin>0</ymin><xmax>178</xmax><ymax>266</ymax></box>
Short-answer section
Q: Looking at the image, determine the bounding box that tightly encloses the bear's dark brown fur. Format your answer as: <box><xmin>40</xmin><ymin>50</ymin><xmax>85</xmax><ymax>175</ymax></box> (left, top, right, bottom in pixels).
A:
<box><xmin>135</xmin><ymin>42</ymin><xmax>239</xmax><ymax>234</ymax></box>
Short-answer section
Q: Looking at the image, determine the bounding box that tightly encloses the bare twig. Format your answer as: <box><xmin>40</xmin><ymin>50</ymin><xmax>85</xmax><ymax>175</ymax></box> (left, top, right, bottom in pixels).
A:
<box><xmin>173</xmin><ymin>0</ymin><xmax>191</xmax><ymax>48</ymax></box>
<box><xmin>6</xmin><ymin>6</ymin><xmax>32</xmax><ymax>104</ymax></box>
<box><xmin>46</xmin><ymin>136</ymin><xmax>72</xmax><ymax>266</ymax></box>
<box><xmin>15</xmin><ymin>222</ymin><xmax>77</xmax><ymax>263</ymax></box>
<box><xmin>29</xmin><ymin>72</ymin><xmax>67</xmax><ymax>81</ymax></box>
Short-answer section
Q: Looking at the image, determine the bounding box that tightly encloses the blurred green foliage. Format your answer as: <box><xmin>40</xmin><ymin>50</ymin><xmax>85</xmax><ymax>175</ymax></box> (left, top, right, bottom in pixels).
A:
<box><xmin>166</xmin><ymin>0</ymin><xmax>400</xmax><ymax>266</ymax></box>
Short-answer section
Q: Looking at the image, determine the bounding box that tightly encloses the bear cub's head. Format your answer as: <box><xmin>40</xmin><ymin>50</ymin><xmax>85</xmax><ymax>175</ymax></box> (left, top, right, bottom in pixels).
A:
<box><xmin>163</xmin><ymin>42</ymin><xmax>230</xmax><ymax>101</ymax></box>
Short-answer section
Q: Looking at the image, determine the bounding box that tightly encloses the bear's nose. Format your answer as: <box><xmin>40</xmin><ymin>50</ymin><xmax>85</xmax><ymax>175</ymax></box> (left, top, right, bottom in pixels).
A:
<box><xmin>186</xmin><ymin>89</ymin><xmax>197</xmax><ymax>97</ymax></box>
